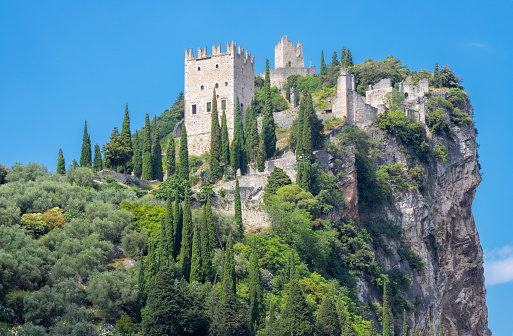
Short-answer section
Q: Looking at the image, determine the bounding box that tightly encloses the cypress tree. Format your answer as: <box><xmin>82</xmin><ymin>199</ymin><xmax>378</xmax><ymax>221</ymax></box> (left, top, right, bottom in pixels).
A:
<box><xmin>234</xmin><ymin>96</ymin><xmax>247</xmax><ymax>175</ymax></box>
<box><xmin>103</xmin><ymin>127</ymin><xmax>132</xmax><ymax>172</ymax></box>
<box><xmin>290</xmin><ymin>96</ymin><xmax>306</xmax><ymax>156</ymax></box>
<box><xmin>132</xmin><ymin>131</ymin><xmax>142</xmax><ymax>178</ymax></box>
<box><xmin>200</xmin><ymin>201</ymin><xmax>212</xmax><ymax>281</ymax></box>
<box><xmin>316</xmin><ymin>295</ymin><xmax>340</xmax><ymax>336</ymax></box>
<box><xmin>439</xmin><ymin>312</ymin><xmax>443</xmax><ymax>336</ymax></box>
<box><xmin>166</xmin><ymin>137</ymin><xmax>176</xmax><ymax>177</ymax></box>
<box><xmin>341</xmin><ymin>47</ymin><xmax>347</xmax><ymax>67</ymax></box>
<box><xmin>221</xmin><ymin>109</ymin><xmax>230</xmax><ymax>168</ymax></box>
<box><xmin>430</xmin><ymin>324</ymin><xmax>434</xmax><ymax>336</ymax></box>
<box><xmin>261</xmin><ymin>59</ymin><xmax>277</xmax><ymax>159</ymax></box>
<box><xmin>244</xmin><ymin>98</ymin><xmax>253</xmax><ymax>159</ymax></box>
<box><xmin>210</xmin><ymin>232</ymin><xmax>249</xmax><ymax>336</ymax></box>
<box><xmin>179</xmin><ymin>189</ymin><xmax>193</xmax><ymax>280</ymax></box>
<box><xmin>80</xmin><ymin>120</ymin><xmax>92</xmax><ymax>167</ymax></box>
<box><xmin>403</xmin><ymin>309</ymin><xmax>408</xmax><ymax>336</ymax></box>
<box><xmin>189</xmin><ymin>223</ymin><xmax>202</xmax><ymax>282</ymax></box>
<box><xmin>178</xmin><ymin>123</ymin><xmax>189</xmax><ymax>181</ymax></box>
<box><xmin>234</xmin><ymin>178</ymin><xmax>243</xmax><ymax>238</ymax></box>
<box><xmin>209</xmin><ymin>88</ymin><xmax>223</xmax><ymax>182</ymax></box>
<box><xmin>302</xmin><ymin>95</ymin><xmax>314</xmax><ymax>160</ymax></box>
<box><xmin>256</xmin><ymin>139</ymin><xmax>265</xmax><ymax>172</ymax></box>
<box><xmin>369</xmin><ymin>322</ymin><xmax>378</xmax><ymax>336</ymax></box>
<box><xmin>205</xmin><ymin>196</ymin><xmax>216</xmax><ymax>251</ymax></box>
<box><xmin>172</xmin><ymin>194</ymin><xmax>183</xmax><ymax>260</ymax></box>
<box><xmin>93</xmin><ymin>144</ymin><xmax>102</xmax><ymax>172</ymax></box>
<box><xmin>330</xmin><ymin>51</ymin><xmax>339</xmax><ymax>67</ymax></box>
<box><xmin>278</xmin><ymin>271</ymin><xmax>313</xmax><ymax>335</ymax></box>
<box><xmin>72</xmin><ymin>159</ymin><xmax>79</xmax><ymax>169</ymax></box>
<box><xmin>157</xmin><ymin>217</ymin><xmax>167</xmax><ymax>272</ymax></box>
<box><xmin>320</xmin><ymin>50</ymin><xmax>328</xmax><ymax>76</ymax></box>
<box><xmin>248</xmin><ymin>241</ymin><xmax>264</xmax><ymax>332</ymax></box>
<box><xmin>250</xmin><ymin>118</ymin><xmax>259</xmax><ymax>163</ymax></box>
<box><xmin>347</xmin><ymin>49</ymin><xmax>353</xmax><ymax>66</ymax></box>
<box><xmin>137</xmin><ymin>257</ymin><xmax>147</xmax><ymax>306</ymax></box>
<box><xmin>56</xmin><ymin>148</ymin><xmax>66</xmax><ymax>175</ymax></box>
<box><xmin>142</xmin><ymin>114</ymin><xmax>153</xmax><ymax>180</ymax></box>
<box><xmin>230</xmin><ymin>138</ymin><xmax>240</xmax><ymax>174</ymax></box>
<box><xmin>152</xmin><ymin>125</ymin><xmax>163</xmax><ymax>181</ymax></box>
<box><xmin>269</xmin><ymin>301</ymin><xmax>276</xmax><ymax>327</ymax></box>
<box><xmin>382</xmin><ymin>280</ymin><xmax>392</xmax><ymax>336</ymax></box>
<box><xmin>121</xmin><ymin>103</ymin><xmax>133</xmax><ymax>172</ymax></box>
<box><xmin>164</xmin><ymin>189</ymin><xmax>174</xmax><ymax>261</ymax></box>
<box><xmin>433</xmin><ymin>62</ymin><xmax>440</xmax><ymax>88</ymax></box>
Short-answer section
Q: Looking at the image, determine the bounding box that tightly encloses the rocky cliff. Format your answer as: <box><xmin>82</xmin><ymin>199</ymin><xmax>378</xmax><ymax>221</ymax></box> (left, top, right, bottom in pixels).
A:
<box><xmin>329</xmin><ymin>95</ymin><xmax>490</xmax><ymax>335</ymax></box>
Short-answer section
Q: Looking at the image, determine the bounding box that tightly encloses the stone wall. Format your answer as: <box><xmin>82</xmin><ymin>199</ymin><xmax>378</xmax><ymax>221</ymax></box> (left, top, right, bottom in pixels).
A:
<box><xmin>98</xmin><ymin>170</ymin><xmax>151</xmax><ymax>186</ymax></box>
<box><xmin>258</xmin><ymin>66</ymin><xmax>316</xmax><ymax>90</ymax></box>
<box><xmin>184</xmin><ymin>42</ymin><xmax>254</xmax><ymax>156</ymax></box>
<box><xmin>365</xmin><ymin>78</ymin><xmax>393</xmax><ymax>108</ymax></box>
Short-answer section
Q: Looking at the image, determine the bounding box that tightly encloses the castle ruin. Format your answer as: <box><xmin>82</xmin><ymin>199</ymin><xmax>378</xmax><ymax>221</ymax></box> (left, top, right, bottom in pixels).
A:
<box><xmin>184</xmin><ymin>42</ymin><xmax>255</xmax><ymax>156</ymax></box>
<box><xmin>259</xmin><ymin>35</ymin><xmax>316</xmax><ymax>90</ymax></box>
<box><xmin>333</xmin><ymin>68</ymin><xmax>429</xmax><ymax>126</ymax></box>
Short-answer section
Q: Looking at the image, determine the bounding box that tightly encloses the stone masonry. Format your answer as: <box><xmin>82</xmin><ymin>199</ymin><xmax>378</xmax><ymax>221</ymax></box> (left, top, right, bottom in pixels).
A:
<box><xmin>258</xmin><ymin>35</ymin><xmax>316</xmax><ymax>90</ymax></box>
<box><xmin>184</xmin><ymin>42</ymin><xmax>255</xmax><ymax>156</ymax></box>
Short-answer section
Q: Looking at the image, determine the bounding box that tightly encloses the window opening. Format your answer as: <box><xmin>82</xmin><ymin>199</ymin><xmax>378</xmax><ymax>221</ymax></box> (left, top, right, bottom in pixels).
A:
<box><xmin>215</xmin><ymin>83</ymin><xmax>219</xmax><ymax>88</ymax></box>
<box><xmin>197</xmin><ymin>67</ymin><xmax>201</xmax><ymax>71</ymax></box>
<box><xmin>206</xmin><ymin>102</ymin><xmax>212</xmax><ymax>113</ymax></box>
<box><xmin>201</xmin><ymin>85</ymin><xmax>204</xmax><ymax>90</ymax></box>
<box><xmin>221</xmin><ymin>99</ymin><xmax>227</xmax><ymax>110</ymax></box>
<box><xmin>215</xmin><ymin>64</ymin><xmax>219</xmax><ymax>69</ymax></box>
<box><xmin>191</xmin><ymin>104</ymin><xmax>197</xmax><ymax>115</ymax></box>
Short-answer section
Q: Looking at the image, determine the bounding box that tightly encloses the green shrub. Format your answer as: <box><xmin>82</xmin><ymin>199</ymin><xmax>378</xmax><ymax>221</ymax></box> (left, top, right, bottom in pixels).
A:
<box><xmin>378</xmin><ymin>163</ymin><xmax>409</xmax><ymax>192</ymax></box>
<box><xmin>408</xmin><ymin>166</ymin><xmax>425</xmax><ymax>191</ymax></box>
<box><xmin>426</xmin><ymin>108</ymin><xmax>449</xmax><ymax>135</ymax></box>
<box><xmin>435</xmin><ymin>144</ymin><xmax>448</xmax><ymax>162</ymax></box>
<box><xmin>397</xmin><ymin>248</ymin><xmax>425</xmax><ymax>271</ymax></box>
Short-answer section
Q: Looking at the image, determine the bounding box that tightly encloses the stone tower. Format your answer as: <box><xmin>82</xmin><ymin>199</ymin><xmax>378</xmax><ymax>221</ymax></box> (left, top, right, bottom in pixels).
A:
<box><xmin>274</xmin><ymin>35</ymin><xmax>304</xmax><ymax>69</ymax></box>
<box><xmin>184</xmin><ymin>42</ymin><xmax>255</xmax><ymax>156</ymax></box>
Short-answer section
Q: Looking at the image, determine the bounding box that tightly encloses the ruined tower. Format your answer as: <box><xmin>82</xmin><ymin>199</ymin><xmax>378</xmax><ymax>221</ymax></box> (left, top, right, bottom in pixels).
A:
<box><xmin>274</xmin><ymin>34</ymin><xmax>304</xmax><ymax>69</ymax></box>
<box><xmin>184</xmin><ymin>42</ymin><xmax>255</xmax><ymax>156</ymax></box>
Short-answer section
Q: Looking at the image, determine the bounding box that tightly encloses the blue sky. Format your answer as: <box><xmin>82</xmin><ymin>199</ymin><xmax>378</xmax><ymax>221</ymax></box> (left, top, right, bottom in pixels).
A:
<box><xmin>1</xmin><ymin>0</ymin><xmax>512</xmax><ymax>333</ymax></box>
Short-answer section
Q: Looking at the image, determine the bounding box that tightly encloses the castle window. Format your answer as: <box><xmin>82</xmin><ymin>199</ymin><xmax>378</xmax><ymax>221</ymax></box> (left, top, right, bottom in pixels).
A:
<box><xmin>197</xmin><ymin>67</ymin><xmax>201</xmax><ymax>71</ymax></box>
<box><xmin>206</xmin><ymin>102</ymin><xmax>212</xmax><ymax>113</ymax></box>
<box><xmin>240</xmin><ymin>103</ymin><xmax>244</xmax><ymax>112</ymax></box>
<box><xmin>191</xmin><ymin>104</ymin><xmax>197</xmax><ymax>115</ymax></box>
<box><xmin>215</xmin><ymin>64</ymin><xmax>219</xmax><ymax>69</ymax></box>
<box><xmin>221</xmin><ymin>99</ymin><xmax>227</xmax><ymax>110</ymax></box>
<box><xmin>242</xmin><ymin>87</ymin><xmax>244</xmax><ymax>96</ymax></box>
<box><xmin>215</xmin><ymin>83</ymin><xmax>219</xmax><ymax>89</ymax></box>
<box><xmin>201</xmin><ymin>85</ymin><xmax>204</xmax><ymax>90</ymax></box>
<box><xmin>225</xmin><ymin>82</ymin><xmax>228</xmax><ymax>86</ymax></box>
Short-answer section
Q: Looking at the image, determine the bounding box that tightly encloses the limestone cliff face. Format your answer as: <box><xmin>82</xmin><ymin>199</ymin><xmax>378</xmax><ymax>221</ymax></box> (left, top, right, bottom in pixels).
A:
<box><xmin>333</xmin><ymin>96</ymin><xmax>490</xmax><ymax>335</ymax></box>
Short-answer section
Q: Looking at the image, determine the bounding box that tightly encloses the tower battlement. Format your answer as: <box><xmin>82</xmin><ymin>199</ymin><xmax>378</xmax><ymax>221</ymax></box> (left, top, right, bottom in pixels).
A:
<box><xmin>185</xmin><ymin>42</ymin><xmax>255</xmax><ymax>65</ymax></box>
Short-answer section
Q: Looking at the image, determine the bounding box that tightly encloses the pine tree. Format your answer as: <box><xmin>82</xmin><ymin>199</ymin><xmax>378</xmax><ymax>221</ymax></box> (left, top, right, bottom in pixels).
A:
<box><xmin>248</xmin><ymin>241</ymin><xmax>263</xmax><ymax>333</ymax></box>
<box><xmin>403</xmin><ymin>309</ymin><xmax>408</xmax><ymax>336</ymax></box>
<box><xmin>234</xmin><ymin>178</ymin><xmax>243</xmax><ymax>238</ymax></box>
<box><xmin>103</xmin><ymin>127</ymin><xmax>131</xmax><ymax>173</ymax></box>
<box><xmin>173</xmin><ymin>194</ymin><xmax>183</xmax><ymax>260</ymax></box>
<box><xmin>142</xmin><ymin>114</ymin><xmax>153</xmax><ymax>180</ymax></box>
<box><xmin>121</xmin><ymin>103</ymin><xmax>133</xmax><ymax>172</ymax></box>
<box><xmin>132</xmin><ymin>131</ymin><xmax>142</xmax><ymax>178</ymax></box>
<box><xmin>166</xmin><ymin>137</ymin><xmax>176</xmax><ymax>177</ymax></box>
<box><xmin>200</xmin><ymin>201</ymin><xmax>212</xmax><ymax>281</ymax></box>
<box><xmin>93</xmin><ymin>144</ymin><xmax>102</xmax><ymax>172</ymax></box>
<box><xmin>178</xmin><ymin>123</ymin><xmax>189</xmax><ymax>181</ymax></box>
<box><xmin>221</xmin><ymin>109</ymin><xmax>230</xmax><ymax>168</ymax></box>
<box><xmin>347</xmin><ymin>49</ymin><xmax>353</xmax><ymax>66</ymax></box>
<box><xmin>320</xmin><ymin>50</ymin><xmax>328</xmax><ymax>76</ymax></box>
<box><xmin>261</xmin><ymin>59</ymin><xmax>277</xmax><ymax>159</ymax></box>
<box><xmin>256</xmin><ymin>139</ymin><xmax>265</xmax><ymax>172</ymax></box>
<box><xmin>80</xmin><ymin>120</ymin><xmax>92</xmax><ymax>167</ymax></box>
<box><xmin>189</xmin><ymin>222</ymin><xmax>202</xmax><ymax>282</ymax></box>
<box><xmin>317</xmin><ymin>296</ymin><xmax>340</xmax><ymax>336</ymax></box>
<box><xmin>209</xmin><ymin>88</ymin><xmax>223</xmax><ymax>182</ymax></box>
<box><xmin>152</xmin><ymin>125</ymin><xmax>163</xmax><ymax>181</ymax></box>
<box><xmin>330</xmin><ymin>51</ymin><xmax>339</xmax><ymax>67</ymax></box>
<box><xmin>383</xmin><ymin>280</ymin><xmax>392</xmax><ymax>336</ymax></box>
<box><xmin>56</xmin><ymin>148</ymin><xmax>66</xmax><ymax>175</ymax></box>
<box><xmin>179</xmin><ymin>189</ymin><xmax>193</xmax><ymax>280</ymax></box>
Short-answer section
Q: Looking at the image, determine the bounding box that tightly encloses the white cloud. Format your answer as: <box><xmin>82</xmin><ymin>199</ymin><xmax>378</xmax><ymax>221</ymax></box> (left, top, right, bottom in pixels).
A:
<box><xmin>467</xmin><ymin>42</ymin><xmax>488</xmax><ymax>48</ymax></box>
<box><xmin>484</xmin><ymin>244</ymin><xmax>513</xmax><ymax>286</ymax></box>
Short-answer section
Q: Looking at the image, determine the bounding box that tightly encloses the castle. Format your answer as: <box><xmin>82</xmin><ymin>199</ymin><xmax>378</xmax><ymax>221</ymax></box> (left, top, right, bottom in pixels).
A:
<box><xmin>184</xmin><ymin>42</ymin><xmax>255</xmax><ymax>156</ymax></box>
<box><xmin>182</xmin><ymin>36</ymin><xmax>430</xmax><ymax>157</ymax></box>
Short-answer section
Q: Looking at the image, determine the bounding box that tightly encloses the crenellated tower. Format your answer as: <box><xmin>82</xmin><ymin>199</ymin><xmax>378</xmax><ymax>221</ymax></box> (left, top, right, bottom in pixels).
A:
<box><xmin>184</xmin><ymin>41</ymin><xmax>255</xmax><ymax>156</ymax></box>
